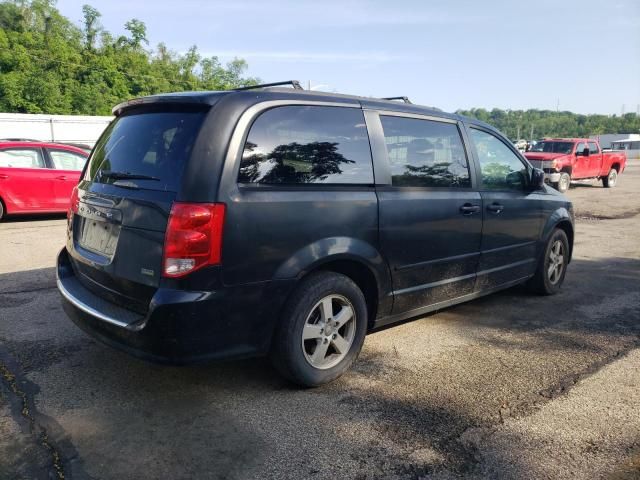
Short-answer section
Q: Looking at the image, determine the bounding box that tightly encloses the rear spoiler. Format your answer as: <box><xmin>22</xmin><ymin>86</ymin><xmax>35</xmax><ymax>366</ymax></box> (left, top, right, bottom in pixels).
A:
<box><xmin>112</xmin><ymin>93</ymin><xmax>226</xmax><ymax>116</ymax></box>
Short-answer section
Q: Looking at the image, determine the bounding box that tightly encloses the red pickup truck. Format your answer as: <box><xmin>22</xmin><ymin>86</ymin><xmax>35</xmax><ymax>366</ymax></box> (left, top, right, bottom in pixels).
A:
<box><xmin>0</xmin><ymin>140</ymin><xmax>88</xmax><ymax>221</ymax></box>
<box><xmin>524</xmin><ymin>138</ymin><xmax>626</xmax><ymax>192</ymax></box>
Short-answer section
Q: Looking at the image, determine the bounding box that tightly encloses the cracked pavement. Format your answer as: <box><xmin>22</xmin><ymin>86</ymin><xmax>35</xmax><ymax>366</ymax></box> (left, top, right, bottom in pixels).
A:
<box><xmin>1</xmin><ymin>162</ymin><xmax>639</xmax><ymax>479</ymax></box>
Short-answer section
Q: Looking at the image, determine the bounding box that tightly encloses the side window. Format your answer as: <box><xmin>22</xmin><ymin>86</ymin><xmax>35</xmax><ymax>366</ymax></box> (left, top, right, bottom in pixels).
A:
<box><xmin>379</xmin><ymin>116</ymin><xmax>471</xmax><ymax>188</ymax></box>
<box><xmin>49</xmin><ymin>150</ymin><xmax>87</xmax><ymax>171</ymax></box>
<box><xmin>576</xmin><ymin>142</ymin><xmax>587</xmax><ymax>155</ymax></box>
<box><xmin>469</xmin><ymin>129</ymin><xmax>528</xmax><ymax>191</ymax></box>
<box><xmin>238</xmin><ymin>106</ymin><xmax>373</xmax><ymax>184</ymax></box>
<box><xmin>588</xmin><ymin>142</ymin><xmax>599</xmax><ymax>154</ymax></box>
<box><xmin>0</xmin><ymin>148</ymin><xmax>45</xmax><ymax>168</ymax></box>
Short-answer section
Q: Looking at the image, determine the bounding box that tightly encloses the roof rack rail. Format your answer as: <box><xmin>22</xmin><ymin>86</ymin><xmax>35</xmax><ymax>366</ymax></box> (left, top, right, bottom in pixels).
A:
<box><xmin>381</xmin><ymin>96</ymin><xmax>412</xmax><ymax>104</ymax></box>
<box><xmin>235</xmin><ymin>80</ymin><xmax>304</xmax><ymax>91</ymax></box>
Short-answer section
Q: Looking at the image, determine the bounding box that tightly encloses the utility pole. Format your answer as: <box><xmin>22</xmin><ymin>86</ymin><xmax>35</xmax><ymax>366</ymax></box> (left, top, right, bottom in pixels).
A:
<box><xmin>530</xmin><ymin>124</ymin><xmax>534</xmax><ymax>140</ymax></box>
<box><xmin>556</xmin><ymin>98</ymin><xmax>560</xmax><ymax>112</ymax></box>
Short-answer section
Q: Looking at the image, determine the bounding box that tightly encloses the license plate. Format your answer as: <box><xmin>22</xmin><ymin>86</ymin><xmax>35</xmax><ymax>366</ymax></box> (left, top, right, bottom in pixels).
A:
<box><xmin>78</xmin><ymin>218</ymin><xmax>119</xmax><ymax>256</ymax></box>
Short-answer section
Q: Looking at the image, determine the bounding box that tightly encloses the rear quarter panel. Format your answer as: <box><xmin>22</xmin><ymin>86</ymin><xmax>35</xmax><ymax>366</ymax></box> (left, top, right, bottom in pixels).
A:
<box><xmin>211</xmin><ymin>98</ymin><xmax>393</xmax><ymax>317</ymax></box>
<box><xmin>602</xmin><ymin>151</ymin><xmax>627</xmax><ymax>175</ymax></box>
<box><xmin>220</xmin><ymin>187</ymin><xmax>381</xmax><ymax>284</ymax></box>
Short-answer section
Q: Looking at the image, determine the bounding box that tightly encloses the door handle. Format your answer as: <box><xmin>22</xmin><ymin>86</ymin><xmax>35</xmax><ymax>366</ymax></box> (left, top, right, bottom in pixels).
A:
<box><xmin>55</xmin><ymin>175</ymin><xmax>67</xmax><ymax>180</ymax></box>
<box><xmin>460</xmin><ymin>203</ymin><xmax>480</xmax><ymax>215</ymax></box>
<box><xmin>487</xmin><ymin>203</ymin><xmax>504</xmax><ymax>214</ymax></box>
<box><xmin>0</xmin><ymin>174</ymin><xmax>8</xmax><ymax>180</ymax></box>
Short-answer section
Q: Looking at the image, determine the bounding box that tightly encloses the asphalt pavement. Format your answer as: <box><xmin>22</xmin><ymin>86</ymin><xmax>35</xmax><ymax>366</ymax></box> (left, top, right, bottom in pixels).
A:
<box><xmin>1</xmin><ymin>163</ymin><xmax>639</xmax><ymax>480</ymax></box>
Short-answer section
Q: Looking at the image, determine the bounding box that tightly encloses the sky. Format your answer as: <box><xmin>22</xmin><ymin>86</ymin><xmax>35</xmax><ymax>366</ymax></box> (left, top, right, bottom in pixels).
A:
<box><xmin>55</xmin><ymin>0</ymin><xmax>640</xmax><ymax>115</ymax></box>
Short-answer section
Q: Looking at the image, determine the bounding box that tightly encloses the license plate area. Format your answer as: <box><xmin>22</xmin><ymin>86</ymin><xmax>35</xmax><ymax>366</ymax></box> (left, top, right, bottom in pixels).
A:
<box><xmin>77</xmin><ymin>217</ymin><xmax>120</xmax><ymax>257</ymax></box>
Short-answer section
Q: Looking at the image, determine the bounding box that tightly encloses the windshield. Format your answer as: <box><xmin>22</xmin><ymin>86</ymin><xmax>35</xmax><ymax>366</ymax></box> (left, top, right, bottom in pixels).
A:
<box><xmin>530</xmin><ymin>141</ymin><xmax>574</xmax><ymax>154</ymax></box>
<box><xmin>84</xmin><ymin>109</ymin><xmax>206</xmax><ymax>191</ymax></box>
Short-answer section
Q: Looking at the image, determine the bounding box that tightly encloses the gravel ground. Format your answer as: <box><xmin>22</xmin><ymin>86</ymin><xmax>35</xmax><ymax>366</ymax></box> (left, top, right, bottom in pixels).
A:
<box><xmin>1</xmin><ymin>161</ymin><xmax>639</xmax><ymax>479</ymax></box>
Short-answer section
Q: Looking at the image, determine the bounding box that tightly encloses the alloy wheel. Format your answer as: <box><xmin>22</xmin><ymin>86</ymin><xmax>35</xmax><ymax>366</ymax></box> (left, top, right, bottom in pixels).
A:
<box><xmin>301</xmin><ymin>294</ymin><xmax>356</xmax><ymax>370</ymax></box>
<box><xmin>547</xmin><ymin>240</ymin><xmax>565</xmax><ymax>285</ymax></box>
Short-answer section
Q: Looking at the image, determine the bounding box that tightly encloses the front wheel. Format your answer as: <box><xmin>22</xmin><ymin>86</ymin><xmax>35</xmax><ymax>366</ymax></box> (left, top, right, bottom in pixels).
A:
<box><xmin>270</xmin><ymin>271</ymin><xmax>368</xmax><ymax>387</ymax></box>
<box><xmin>556</xmin><ymin>172</ymin><xmax>571</xmax><ymax>193</ymax></box>
<box><xmin>602</xmin><ymin>168</ymin><xmax>618</xmax><ymax>188</ymax></box>
<box><xmin>528</xmin><ymin>229</ymin><xmax>569</xmax><ymax>295</ymax></box>
<box><xmin>0</xmin><ymin>200</ymin><xmax>4</xmax><ymax>221</ymax></box>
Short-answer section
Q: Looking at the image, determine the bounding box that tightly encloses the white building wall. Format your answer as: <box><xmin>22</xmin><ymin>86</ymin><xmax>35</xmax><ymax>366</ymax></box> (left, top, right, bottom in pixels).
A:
<box><xmin>0</xmin><ymin>113</ymin><xmax>113</xmax><ymax>147</ymax></box>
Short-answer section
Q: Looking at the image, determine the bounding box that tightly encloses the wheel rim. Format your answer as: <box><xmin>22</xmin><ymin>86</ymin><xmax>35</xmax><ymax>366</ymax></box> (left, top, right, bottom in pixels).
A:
<box><xmin>609</xmin><ymin>170</ymin><xmax>617</xmax><ymax>186</ymax></box>
<box><xmin>547</xmin><ymin>240</ymin><xmax>565</xmax><ymax>285</ymax></box>
<box><xmin>301</xmin><ymin>294</ymin><xmax>356</xmax><ymax>370</ymax></box>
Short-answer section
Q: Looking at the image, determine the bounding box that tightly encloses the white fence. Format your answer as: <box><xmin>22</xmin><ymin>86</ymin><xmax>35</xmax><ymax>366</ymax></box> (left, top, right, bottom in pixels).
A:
<box><xmin>0</xmin><ymin>113</ymin><xmax>113</xmax><ymax>147</ymax></box>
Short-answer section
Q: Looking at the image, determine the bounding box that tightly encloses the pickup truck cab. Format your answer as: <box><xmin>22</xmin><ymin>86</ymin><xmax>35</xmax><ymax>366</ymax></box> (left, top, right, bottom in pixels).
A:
<box><xmin>0</xmin><ymin>140</ymin><xmax>89</xmax><ymax>220</ymax></box>
<box><xmin>524</xmin><ymin>138</ymin><xmax>626</xmax><ymax>192</ymax></box>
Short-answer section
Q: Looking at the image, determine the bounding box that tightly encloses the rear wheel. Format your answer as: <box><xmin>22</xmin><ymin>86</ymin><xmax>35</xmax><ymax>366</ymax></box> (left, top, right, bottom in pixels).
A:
<box><xmin>528</xmin><ymin>228</ymin><xmax>569</xmax><ymax>295</ymax></box>
<box><xmin>270</xmin><ymin>271</ymin><xmax>367</xmax><ymax>387</ymax></box>
<box><xmin>0</xmin><ymin>199</ymin><xmax>4</xmax><ymax>221</ymax></box>
<box><xmin>556</xmin><ymin>172</ymin><xmax>571</xmax><ymax>193</ymax></box>
<box><xmin>602</xmin><ymin>168</ymin><xmax>618</xmax><ymax>188</ymax></box>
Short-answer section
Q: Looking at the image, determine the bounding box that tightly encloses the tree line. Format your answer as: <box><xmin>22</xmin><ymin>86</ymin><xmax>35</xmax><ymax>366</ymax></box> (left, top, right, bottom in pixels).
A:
<box><xmin>1</xmin><ymin>1</ymin><xmax>639</xmax><ymax>140</ymax></box>
<box><xmin>0</xmin><ymin>0</ymin><xmax>258</xmax><ymax>115</ymax></box>
<box><xmin>456</xmin><ymin>108</ymin><xmax>639</xmax><ymax>140</ymax></box>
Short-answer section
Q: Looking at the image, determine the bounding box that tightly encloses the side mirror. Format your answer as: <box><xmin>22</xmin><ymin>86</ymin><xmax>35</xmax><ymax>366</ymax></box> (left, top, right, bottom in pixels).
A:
<box><xmin>530</xmin><ymin>168</ymin><xmax>545</xmax><ymax>190</ymax></box>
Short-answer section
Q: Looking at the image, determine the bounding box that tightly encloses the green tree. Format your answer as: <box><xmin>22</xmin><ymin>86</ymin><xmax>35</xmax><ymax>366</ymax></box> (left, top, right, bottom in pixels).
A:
<box><xmin>457</xmin><ymin>108</ymin><xmax>640</xmax><ymax>139</ymax></box>
<box><xmin>0</xmin><ymin>0</ymin><xmax>259</xmax><ymax>115</ymax></box>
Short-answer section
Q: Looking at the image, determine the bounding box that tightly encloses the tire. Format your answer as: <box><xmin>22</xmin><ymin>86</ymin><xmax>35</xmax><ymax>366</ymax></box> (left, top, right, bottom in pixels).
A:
<box><xmin>0</xmin><ymin>200</ymin><xmax>4</xmax><ymax>221</ymax></box>
<box><xmin>528</xmin><ymin>228</ymin><xmax>569</xmax><ymax>295</ymax></box>
<box><xmin>270</xmin><ymin>271</ymin><xmax>368</xmax><ymax>387</ymax></box>
<box><xmin>602</xmin><ymin>168</ymin><xmax>617</xmax><ymax>188</ymax></box>
<box><xmin>556</xmin><ymin>172</ymin><xmax>571</xmax><ymax>193</ymax></box>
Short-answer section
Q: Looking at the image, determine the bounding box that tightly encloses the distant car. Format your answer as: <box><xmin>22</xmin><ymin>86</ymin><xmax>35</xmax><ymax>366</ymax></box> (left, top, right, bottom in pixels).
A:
<box><xmin>513</xmin><ymin>139</ymin><xmax>528</xmax><ymax>151</ymax></box>
<box><xmin>0</xmin><ymin>140</ymin><xmax>88</xmax><ymax>220</ymax></box>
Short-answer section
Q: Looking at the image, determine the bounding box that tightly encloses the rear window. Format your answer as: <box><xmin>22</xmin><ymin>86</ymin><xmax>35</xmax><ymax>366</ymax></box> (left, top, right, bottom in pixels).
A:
<box><xmin>49</xmin><ymin>149</ymin><xmax>87</xmax><ymax>171</ymax></box>
<box><xmin>84</xmin><ymin>109</ymin><xmax>206</xmax><ymax>192</ymax></box>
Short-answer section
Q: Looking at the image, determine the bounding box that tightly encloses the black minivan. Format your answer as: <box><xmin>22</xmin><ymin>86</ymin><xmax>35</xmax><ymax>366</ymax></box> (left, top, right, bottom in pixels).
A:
<box><xmin>57</xmin><ymin>81</ymin><xmax>574</xmax><ymax>386</ymax></box>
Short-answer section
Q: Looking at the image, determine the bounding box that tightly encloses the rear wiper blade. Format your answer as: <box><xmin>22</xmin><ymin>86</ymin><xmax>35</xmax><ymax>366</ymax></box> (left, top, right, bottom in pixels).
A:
<box><xmin>98</xmin><ymin>170</ymin><xmax>160</xmax><ymax>181</ymax></box>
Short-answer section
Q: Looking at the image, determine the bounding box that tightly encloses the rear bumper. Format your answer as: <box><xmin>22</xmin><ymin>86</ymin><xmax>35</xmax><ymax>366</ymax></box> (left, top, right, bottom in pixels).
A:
<box><xmin>57</xmin><ymin>248</ymin><xmax>293</xmax><ymax>364</ymax></box>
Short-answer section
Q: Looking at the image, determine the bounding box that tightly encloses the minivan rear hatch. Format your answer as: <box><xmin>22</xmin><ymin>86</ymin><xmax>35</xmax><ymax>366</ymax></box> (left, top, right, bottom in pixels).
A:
<box><xmin>68</xmin><ymin>104</ymin><xmax>209</xmax><ymax>313</ymax></box>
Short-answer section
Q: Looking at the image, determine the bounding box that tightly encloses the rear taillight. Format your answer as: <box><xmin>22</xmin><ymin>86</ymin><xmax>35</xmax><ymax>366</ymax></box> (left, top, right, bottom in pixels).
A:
<box><xmin>68</xmin><ymin>186</ymin><xmax>79</xmax><ymax>221</ymax></box>
<box><xmin>162</xmin><ymin>202</ymin><xmax>226</xmax><ymax>278</ymax></box>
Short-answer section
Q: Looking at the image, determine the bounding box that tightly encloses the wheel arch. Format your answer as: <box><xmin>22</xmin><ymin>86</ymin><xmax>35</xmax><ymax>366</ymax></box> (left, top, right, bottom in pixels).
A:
<box><xmin>273</xmin><ymin>237</ymin><xmax>393</xmax><ymax>329</ymax></box>
<box><xmin>611</xmin><ymin>162</ymin><xmax>621</xmax><ymax>173</ymax></box>
<box><xmin>541</xmin><ymin>210</ymin><xmax>574</xmax><ymax>263</ymax></box>
<box><xmin>310</xmin><ymin>258</ymin><xmax>380</xmax><ymax>329</ymax></box>
<box><xmin>0</xmin><ymin>194</ymin><xmax>6</xmax><ymax>219</ymax></box>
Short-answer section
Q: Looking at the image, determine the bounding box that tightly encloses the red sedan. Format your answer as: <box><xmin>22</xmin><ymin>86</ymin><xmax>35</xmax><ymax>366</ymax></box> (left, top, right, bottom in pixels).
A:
<box><xmin>0</xmin><ymin>140</ymin><xmax>89</xmax><ymax>220</ymax></box>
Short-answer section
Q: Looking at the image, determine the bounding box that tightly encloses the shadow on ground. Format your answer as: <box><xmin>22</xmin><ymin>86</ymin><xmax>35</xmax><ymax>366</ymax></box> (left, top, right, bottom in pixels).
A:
<box><xmin>0</xmin><ymin>256</ymin><xmax>639</xmax><ymax>479</ymax></box>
